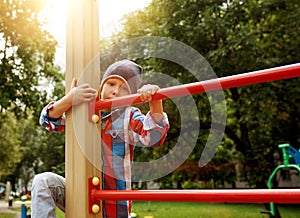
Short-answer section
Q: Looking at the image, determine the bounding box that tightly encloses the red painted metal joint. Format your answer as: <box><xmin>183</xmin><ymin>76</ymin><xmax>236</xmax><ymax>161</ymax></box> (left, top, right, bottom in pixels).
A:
<box><xmin>88</xmin><ymin>177</ymin><xmax>101</xmax><ymax>214</ymax></box>
<box><xmin>88</xmin><ymin>100</ymin><xmax>101</xmax><ymax>123</ymax></box>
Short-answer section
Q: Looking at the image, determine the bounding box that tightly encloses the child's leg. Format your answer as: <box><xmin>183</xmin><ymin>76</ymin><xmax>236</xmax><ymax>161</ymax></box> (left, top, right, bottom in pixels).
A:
<box><xmin>31</xmin><ymin>172</ymin><xmax>65</xmax><ymax>218</ymax></box>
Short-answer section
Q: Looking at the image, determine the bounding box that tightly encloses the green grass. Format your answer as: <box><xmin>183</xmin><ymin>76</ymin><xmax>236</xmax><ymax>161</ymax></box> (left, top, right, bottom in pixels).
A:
<box><xmin>0</xmin><ymin>214</ymin><xmax>15</xmax><ymax>218</ymax></box>
<box><xmin>130</xmin><ymin>202</ymin><xmax>300</xmax><ymax>218</ymax></box>
<box><xmin>0</xmin><ymin>204</ymin><xmax>64</xmax><ymax>218</ymax></box>
<box><xmin>278</xmin><ymin>205</ymin><xmax>300</xmax><ymax>218</ymax></box>
<box><xmin>4</xmin><ymin>202</ymin><xmax>299</xmax><ymax>218</ymax></box>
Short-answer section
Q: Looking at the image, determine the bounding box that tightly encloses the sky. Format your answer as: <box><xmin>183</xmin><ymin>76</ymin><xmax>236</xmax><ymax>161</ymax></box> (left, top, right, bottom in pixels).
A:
<box><xmin>99</xmin><ymin>0</ymin><xmax>151</xmax><ymax>37</ymax></box>
<box><xmin>42</xmin><ymin>0</ymin><xmax>150</xmax><ymax>69</ymax></box>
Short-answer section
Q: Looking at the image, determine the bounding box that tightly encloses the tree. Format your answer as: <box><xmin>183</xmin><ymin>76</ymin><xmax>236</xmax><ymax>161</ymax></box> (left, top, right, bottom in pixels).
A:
<box><xmin>0</xmin><ymin>111</ymin><xmax>22</xmax><ymax>176</ymax></box>
<box><xmin>0</xmin><ymin>0</ymin><xmax>61</xmax><ymax>119</ymax></box>
<box><xmin>0</xmin><ymin>0</ymin><xmax>65</xmax><ymax>188</ymax></box>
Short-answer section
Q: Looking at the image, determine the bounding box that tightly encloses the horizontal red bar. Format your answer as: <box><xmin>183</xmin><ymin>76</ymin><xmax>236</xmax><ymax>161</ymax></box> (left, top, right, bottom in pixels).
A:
<box><xmin>92</xmin><ymin>189</ymin><xmax>300</xmax><ymax>203</ymax></box>
<box><xmin>95</xmin><ymin>63</ymin><xmax>300</xmax><ymax>110</ymax></box>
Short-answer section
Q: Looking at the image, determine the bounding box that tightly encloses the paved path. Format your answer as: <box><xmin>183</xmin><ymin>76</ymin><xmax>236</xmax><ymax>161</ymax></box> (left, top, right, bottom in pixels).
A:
<box><xmin>0</xmin><ymin>200</ymin><xmax>21</xmax><ymax>218</ymax></box>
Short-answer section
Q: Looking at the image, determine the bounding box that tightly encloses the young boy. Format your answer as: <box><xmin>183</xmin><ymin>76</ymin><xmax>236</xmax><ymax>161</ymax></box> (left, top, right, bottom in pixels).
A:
<box><xmin>31</xmin><ymin>59</ymin><xmax>169</xmax><ymax>218</ymax></box>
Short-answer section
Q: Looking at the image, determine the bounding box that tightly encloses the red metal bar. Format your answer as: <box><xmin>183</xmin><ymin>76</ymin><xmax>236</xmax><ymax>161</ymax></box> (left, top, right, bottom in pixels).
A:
<box><xmin>94</xmin><ymin>63</ymin><xmax>300</xmax><ymax>110</ymax></box>
<box><xmin>91</xmin><ymin>189</ymin><xmax>300</xmax><ymax>203</ymax></box>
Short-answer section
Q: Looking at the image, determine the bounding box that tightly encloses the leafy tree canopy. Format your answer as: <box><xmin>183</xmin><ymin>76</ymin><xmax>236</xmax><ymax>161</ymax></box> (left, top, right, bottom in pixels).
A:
<box><xmin>0</xmin><ymin>0</ymin><xmax>61</xmax><ymax>119</ymax></box>
<box><xmin>0</xmin><ymin>0</ymin><xmax>65</xmax><ymax>187</ymax></box>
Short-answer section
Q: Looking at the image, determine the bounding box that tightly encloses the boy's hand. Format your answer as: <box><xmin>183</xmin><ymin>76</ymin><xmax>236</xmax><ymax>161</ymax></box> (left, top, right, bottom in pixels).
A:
<box><xmin>69</xmin><ymin>78</ymin><xmax>97</xmax><ymax>105</ymax></box>
<box><xmin>137</xmin><ymin>84</ymin><xmax>160</xmax><ymax>102</ymax></box>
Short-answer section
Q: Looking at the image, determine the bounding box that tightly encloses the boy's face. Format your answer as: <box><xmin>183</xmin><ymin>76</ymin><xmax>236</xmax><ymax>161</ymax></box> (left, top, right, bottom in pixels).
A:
<box><xmin>100</xmin><ymin>77</ymin><xmax>130</xmax><ymax>101</ymax></box>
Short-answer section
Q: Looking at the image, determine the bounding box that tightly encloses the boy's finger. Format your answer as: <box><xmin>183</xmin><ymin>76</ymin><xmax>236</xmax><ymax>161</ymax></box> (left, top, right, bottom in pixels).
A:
<box><xmin>71</xmin><ymin>78</ymin><xmax>77</xmax><ymax>89</ymax></box>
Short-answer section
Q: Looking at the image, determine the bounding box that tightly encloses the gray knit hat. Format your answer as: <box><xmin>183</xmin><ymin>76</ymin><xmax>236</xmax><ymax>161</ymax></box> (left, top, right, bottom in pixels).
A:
<box><xmin>100</xmin><ymin>59</ymin><xmax>142</xmax><ymax>94</ymax></box>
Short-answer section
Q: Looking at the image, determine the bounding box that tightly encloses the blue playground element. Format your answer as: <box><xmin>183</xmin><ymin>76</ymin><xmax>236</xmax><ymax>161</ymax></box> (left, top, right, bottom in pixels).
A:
<box><xmin>286</xmin><ymin>145</ymin><xmax>300</xmax><ymax>165</ymax></box>
<box><xmin>15</xmin><ymin>195</ymin><xmax>31</xmax><ymax>218</ymax></box>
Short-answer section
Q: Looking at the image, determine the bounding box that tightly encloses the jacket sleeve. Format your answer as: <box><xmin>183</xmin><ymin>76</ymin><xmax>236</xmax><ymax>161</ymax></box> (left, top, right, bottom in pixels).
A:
<box><xmin>39</xmin><ymin>102</ymin><xmax>65</xmax><ymax>132</ymax></box>
<box><xmin>129</xmin><ymin>107</ymin><xmax>169</xmax><ymax>147</ymax></box>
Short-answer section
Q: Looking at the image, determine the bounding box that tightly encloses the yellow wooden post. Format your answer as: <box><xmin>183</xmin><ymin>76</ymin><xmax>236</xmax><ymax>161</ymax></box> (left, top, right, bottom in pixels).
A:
<box><xmin>66</xmin><ymin>0</ymin><xmax>102</xmax><ymax>217</ymax></box>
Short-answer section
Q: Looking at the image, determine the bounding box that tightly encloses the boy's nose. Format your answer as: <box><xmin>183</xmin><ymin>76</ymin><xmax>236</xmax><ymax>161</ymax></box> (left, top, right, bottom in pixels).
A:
<box><xmin>112</xmin><ymin>87</ymin><xmax>120</xmax><ymax>96</ymax></box>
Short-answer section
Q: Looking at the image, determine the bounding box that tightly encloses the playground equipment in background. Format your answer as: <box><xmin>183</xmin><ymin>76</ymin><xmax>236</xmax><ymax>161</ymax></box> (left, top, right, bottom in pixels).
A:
<box><xmin>262</xmin><ymin>143</ymin><xmax>300</xmax><ymax>217</ymax></box>
<box><xmin>15</xmin><ymin>195</ymin><xmax>31</xmax><ymax>218</ymax></box>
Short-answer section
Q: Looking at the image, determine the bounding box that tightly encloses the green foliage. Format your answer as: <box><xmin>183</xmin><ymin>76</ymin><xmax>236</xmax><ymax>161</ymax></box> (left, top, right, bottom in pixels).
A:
<box><xmin>0</xmin><ymin>0</ymin><xmax>61</xmax><ymax>119</ymax></box>
<box><xmin>182</xmin><ymin>180</ymin><xmax>214</xmax><ymax>189</ymax></box>
<box><xmin>0</xmin><ymin>0</ymin><xmax>65</xmax><ymax>186</ymax></box>
<box><xmin>35</xmin><ymin>130</ymin><xmax>65</xmax><ymax>174</ymax></box>
<box><xmin>0</xmin><ymin>111</ymin><xmax>22</xmax><ymax>175</ymax></box>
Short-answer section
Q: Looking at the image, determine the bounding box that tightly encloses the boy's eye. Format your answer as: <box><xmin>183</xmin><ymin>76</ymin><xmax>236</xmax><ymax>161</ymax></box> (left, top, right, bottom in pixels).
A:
<box><xmin>121</xmin><ymin>86</ymin><xmax>129</xmax><ymax>92</ymax></box>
